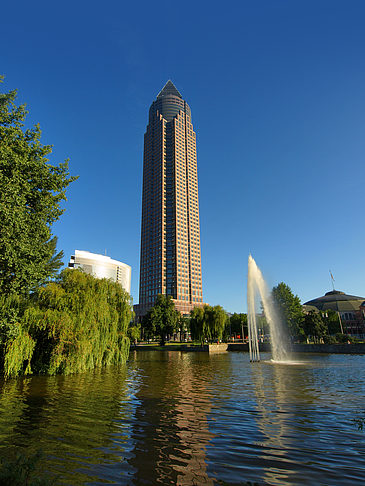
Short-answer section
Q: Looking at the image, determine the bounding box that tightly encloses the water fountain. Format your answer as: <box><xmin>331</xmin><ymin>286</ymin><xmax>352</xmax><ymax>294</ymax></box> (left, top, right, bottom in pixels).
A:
<box><xmin>247</xmin><ymin>255</ymin><xmax>290</xmax><ymax>362</ymax></box>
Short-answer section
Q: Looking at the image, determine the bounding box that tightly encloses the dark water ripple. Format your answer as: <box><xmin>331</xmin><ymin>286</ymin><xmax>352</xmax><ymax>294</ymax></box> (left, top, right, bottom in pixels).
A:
<box><xmin>0</xmin><ymin>351</ymin><xmax>365</xmax><ymax>484</ymax></box>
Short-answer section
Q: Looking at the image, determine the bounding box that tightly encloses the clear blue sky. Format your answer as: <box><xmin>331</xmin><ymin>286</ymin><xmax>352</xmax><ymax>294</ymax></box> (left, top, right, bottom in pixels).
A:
<box><xmin>2</xmin><ymin>0</ymin><xmax>364</xmax><ymax>312</ymax></box>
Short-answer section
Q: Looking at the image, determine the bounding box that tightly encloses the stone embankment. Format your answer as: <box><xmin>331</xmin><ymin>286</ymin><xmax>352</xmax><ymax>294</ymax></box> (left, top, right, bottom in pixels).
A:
<box><xmin>134</xmin><ymin>342</ymin><xmax>365</xmax><ymax>354</ymax></box>
<box><xmin>133</xmin><ymin>343</ymin><xmax>229</xmax><ymax>352</ymax></box>
<box><xmin>228</xmin><ymin>342</ymin><xmax>365</xmax><ymax>354</ymax></box>
<box><xmin>290</xmin><ymin>343</ymin><xmax>365</xmax><ymax>354</ymax></box>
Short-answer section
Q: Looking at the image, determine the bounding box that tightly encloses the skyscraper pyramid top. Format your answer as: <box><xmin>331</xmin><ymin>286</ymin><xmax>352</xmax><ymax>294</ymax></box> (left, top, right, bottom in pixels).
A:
<box><xmin>157</xmin><ymin>80</ymin><xmax>182</xmax><ymax>99</ymax></box>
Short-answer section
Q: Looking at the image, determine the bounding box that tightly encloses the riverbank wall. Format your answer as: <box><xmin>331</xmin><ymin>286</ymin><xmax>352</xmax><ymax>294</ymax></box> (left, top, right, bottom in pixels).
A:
<box><xmin>134</xmin><ymin>343</ymin><xmax>365</xmax><ymax>354</ymax></box>
<box><xmin>133</xmin><ymin>343</ymin><xmax>229</xmax><ymax>352</ymax></box>
<box><xmin>290</xmin><ymin>343</ymin><xmax>365</xmax><ymax>354</ymax></box>
<box><xmin>228</xmin><ymin>342</ymin><xmax>365</xmax><ymax>354</ymax></box>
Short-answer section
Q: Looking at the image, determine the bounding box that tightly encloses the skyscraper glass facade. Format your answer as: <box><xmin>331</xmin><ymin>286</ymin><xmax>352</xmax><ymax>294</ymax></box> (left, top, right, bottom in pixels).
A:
<box><xmin>135</xmin><ymin>81</ymin><xmax>203</xmax><ymax>316</ymax></box>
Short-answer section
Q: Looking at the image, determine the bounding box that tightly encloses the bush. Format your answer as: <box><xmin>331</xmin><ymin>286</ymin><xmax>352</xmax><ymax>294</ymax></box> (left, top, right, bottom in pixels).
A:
<box><xmin>324</xmin><ymin>334</ymin><xmax>337</xmax><ymax>344</ymax></box>
<box><xmin>335</xmin><ymin>333</ymin><xmax>352</xmax><ymax>344</ymax></box>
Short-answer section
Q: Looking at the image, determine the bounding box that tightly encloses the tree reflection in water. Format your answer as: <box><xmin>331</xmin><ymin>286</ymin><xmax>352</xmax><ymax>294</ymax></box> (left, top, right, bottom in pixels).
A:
<box><xmin>0</xmin><ymin>351</ymin><xmax>217</xmax><ymax>485</ymax></box>
<box><xmin>1</xmin><ymin>352</ymin><xmax>364</xmax><ymax>485</ymax></box>
<box><xmin>0</xmin><ymin>366</ymin><xmax>135</xmax><ymax>484</ymax></box>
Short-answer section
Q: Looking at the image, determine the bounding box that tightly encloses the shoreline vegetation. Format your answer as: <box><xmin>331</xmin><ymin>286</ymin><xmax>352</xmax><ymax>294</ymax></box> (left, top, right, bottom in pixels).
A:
<box><xmin>137</xmin><ymin>288</ymin><xmax>363</xmax><ymax>353</ymax></box>
<box><xmin>0</xmin><ymin>269</ymin><xmax>131</xmax><ymax>378</ymax></box>
<box><xmin>0</xmin><ymin>80</ymin><xmax>131</xmax><ymax>379</ymax></box>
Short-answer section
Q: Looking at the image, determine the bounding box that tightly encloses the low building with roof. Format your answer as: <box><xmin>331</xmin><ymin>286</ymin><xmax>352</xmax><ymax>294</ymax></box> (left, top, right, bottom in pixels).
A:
<box><xmin>304</xmin><ymin>290</ymin><xmax>365</xmax><ymax>336</ymax></box>
<box><xmin>68</xmin><ymin>250</ymin><xmax>131</xmax><ymax>294</ymax></box>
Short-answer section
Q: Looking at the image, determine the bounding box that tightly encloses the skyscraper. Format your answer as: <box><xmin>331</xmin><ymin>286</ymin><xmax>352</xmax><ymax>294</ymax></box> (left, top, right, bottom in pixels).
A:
<box><xmin>135</xmin><ymin>81</ymin><xmax>203</xmax><ymax>317</ymax></box>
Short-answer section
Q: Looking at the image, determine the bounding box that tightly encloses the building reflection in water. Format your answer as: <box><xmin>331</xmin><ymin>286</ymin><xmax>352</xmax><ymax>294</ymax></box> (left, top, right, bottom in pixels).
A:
<box><xmin>0</xmin><ymin>351</ymin><xmax>217</xmax><ymax>485</ymax></box>
<box><xmin>0</xmin><ymin>352</ymin><xmax>363</xmax><ymax>484</ymax></box>
<box><xmin>128</xmin><ymin>350</ymin><xmax>215</xmax><ymax>485</ymax></box>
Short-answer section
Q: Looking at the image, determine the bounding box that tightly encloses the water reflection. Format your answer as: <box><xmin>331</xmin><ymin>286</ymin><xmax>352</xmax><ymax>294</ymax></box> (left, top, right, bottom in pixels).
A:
<box><xmin>0</xmin><ymin>352</ymin><xmax>365</xmax><ymax>484</ymax></box>
<box><xmin>0</xmin><ymin>366</ymin><xmax>136</xmax><ymax>484</ymax></box>
<box><xmin>251</xmin><ymin>360</ymin><xmax>308</xmax><ymax>485</ymax></box>
<box><xmin>249</xmin><ymin>354</ymin><xmax>365</xmax><ymax>485</ymax></box>
<box><xmin>128</xmin><ymin>351</ymin><xmax>215</xmax><ymax>485</ymax></box>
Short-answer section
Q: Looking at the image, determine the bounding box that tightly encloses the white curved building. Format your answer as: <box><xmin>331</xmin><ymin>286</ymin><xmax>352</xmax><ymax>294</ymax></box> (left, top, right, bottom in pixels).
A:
<box><xmin>68</xmin><ymin>250</ymin><xmax>131</xmax><ymax>293</ymax></box>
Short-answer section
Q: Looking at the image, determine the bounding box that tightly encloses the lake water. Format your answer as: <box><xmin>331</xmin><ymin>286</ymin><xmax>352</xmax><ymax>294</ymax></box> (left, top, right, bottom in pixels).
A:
<box><xmin>1</xmin><ymin>350</ymin><xmax>365</xmax><ymax>485</ymax></box>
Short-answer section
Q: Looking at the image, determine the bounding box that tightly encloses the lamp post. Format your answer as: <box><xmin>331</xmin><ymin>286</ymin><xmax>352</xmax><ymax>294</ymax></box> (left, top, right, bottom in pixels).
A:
<box><xmin>337</xmin><ymin>311</ymin><xmax>344</xmax><ymax>334</ymax></box>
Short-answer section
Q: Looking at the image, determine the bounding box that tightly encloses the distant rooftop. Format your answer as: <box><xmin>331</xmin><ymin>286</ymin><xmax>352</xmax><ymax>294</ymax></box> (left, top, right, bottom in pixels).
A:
<box><xmin>306</xmin><ymin>289</ymin><xmax>364</xmax><ymax>303</ymax></box>
<box><xmin>304</xmin><ymin>289</ymin><xmax>365</xmax><ymax>312</ymax></box>
<box><xmin>72</xmin><ymin>250</ymin><xmax>131</xmax><ymax>269</ymax></box>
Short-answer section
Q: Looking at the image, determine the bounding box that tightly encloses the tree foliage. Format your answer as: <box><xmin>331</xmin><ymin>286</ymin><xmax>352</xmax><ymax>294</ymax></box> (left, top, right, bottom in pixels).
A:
<box><xmin>189</xmin><ymin>306</ymin><xmax>206</xmax><ymax>344</ymax></box>
<box><xmin>0</xmin><ymin>79</ymin><xmax>77</xmax><ymax>294</ymax></box>
<box><xmin>323</xmin><ymin>309</ymin><xmax>342</xmax><ymax>335</ymax></box>
<box><xmin>229</xmin><ymin>313</ymin><xmax>248</xmax><ymax>338</ymax></box>
<box><xmin>271</xmin><ymin>282</ymin><xmax>305</xmax><ymax>341</ymax></box>
<box><xmin>128</xmin><ymin>322</ymin><xmax>141</xmax><ymax>343</ymax></box>
<box><xmin>190</xmin><ymin>305</ymin><xmax>228</xmax><ymax>344</ymax></box>
<box><xmin>206</xmin><ymin>305</ymin><xmax>227</xmax><ymax>341</ymax></box>
<box><xmin>44</xmin><ymin>236</ymin><xmax>64</xmax><ymax>280</ymax></box>
<box><xmin>142</xmin><ymin>294</ymin><xmax>180</xmax><ymax>344</ymax></box>
<box><xmin>178</xmin><ymin>315</ymin><xmax>190</xmax><ymax>340</ymax></box>
<box><xmin>0</xmin><ymin>269</ymin><xmax>132</xmax><ymax>378</ymax></box>
<box><xmin>302</xmin><ymin>311</ymin><xmax>328</xmax><ymax>343</ymax></box>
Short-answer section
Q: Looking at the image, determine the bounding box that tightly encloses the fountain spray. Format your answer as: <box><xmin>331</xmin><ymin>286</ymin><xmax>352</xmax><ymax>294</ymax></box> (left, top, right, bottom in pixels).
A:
<box><xmin>247</xmin><ymin>255</ymin><xmax>290</xmax><ymax>362</ymax></box>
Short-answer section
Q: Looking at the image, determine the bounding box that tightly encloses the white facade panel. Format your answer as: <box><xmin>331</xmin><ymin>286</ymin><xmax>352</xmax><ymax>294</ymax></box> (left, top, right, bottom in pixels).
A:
<box><xmin>69</xmin><ymin>250</ymin><xmax>131</xmax><ymax>294</ymax></box>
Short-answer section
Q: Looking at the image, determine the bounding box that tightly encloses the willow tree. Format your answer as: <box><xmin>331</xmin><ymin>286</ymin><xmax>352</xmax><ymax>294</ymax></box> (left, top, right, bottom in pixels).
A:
<box><xmin>190</xmin><ymin>306</ymin><xmax>206</xmax><ymax>344</ymax></box>
<box><xmin>2</xmin><ymin>269</ymin><xmax>132</xmax><ymax>378</ymax></box>
<box><xmin>0</xmin><ymin>78</ymin><xmax>77</xmax><ymax>295</ymax></box>
<box><xmin>190</xmin><ymin>305</ymin><xmax>228</xmax><ymax>344</ymax></box>
<box><xmin>206</xmin><ymin>305</ymin><xmax>227</xmax><ymax>342</ymax></box>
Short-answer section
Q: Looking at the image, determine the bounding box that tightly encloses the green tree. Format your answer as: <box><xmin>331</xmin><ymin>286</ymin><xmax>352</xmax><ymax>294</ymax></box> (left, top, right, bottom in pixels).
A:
<box><xmin>271</xmin><ymin>282</ymin><xmax>305</xmax><ymax>341</ymax></box>
<box><xmin>303</xmin><ymin>311</ymin><xmax>328</xmax><ymax>343</ymax></box>
<box><xmin>190</xmin><ymin>305</ymin><xmax>228</xmax><ymax>344</ymax></box>
<box><xmin>257</xmin><ymin>314</ymin><xmax>270</xmax><ymax>335</ymax></box>
<box><xmin>141</xmin><ymin>312</ymin><xmax>154</xmax><ymax>342</ymax></box>
<box><xmin>128</xmin><ymin>321</ymin><xmax>141</xmax><ymax>344</ymax></box>
<box><xmin>229</xmin><ymin>313</ymin><xmax>248</xmax><ymax>339</ymax></box>
<box><xmin>177</xmin><ymin>314</ymin><xmax>190</xmax><ymax>341</ymax></box>
<box><xmin>206</xmin><ymin>305</ymin><xmax>228</xmax><ymax>342</ymax></box>
<box><xmin>0</xmin><ymin>79</ymin><xmax>77</xmax><ymax>295</ymax></box>
<box><xmin>322</xmin><ymin>309</ymin><xmax>342</xmax><ymax>335</ymax></box>
<box><xmin>0</xmin><ymin>269</ymin><xmax>132</xmax><ymax>378</ymax></box>
<box><xmin>142</xmin><ymin>294</ymin><xmax>180</xmax><ymax>345</ymax></box>
<box><xmin>189</xmin><ymin>306</ymin><xmax>206</xmax><ymax>344</ymax></box>
<box><xmin>44</xmin><ymin>236</ymin><xmax>64</xmax><ymax>280</ymax></box>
